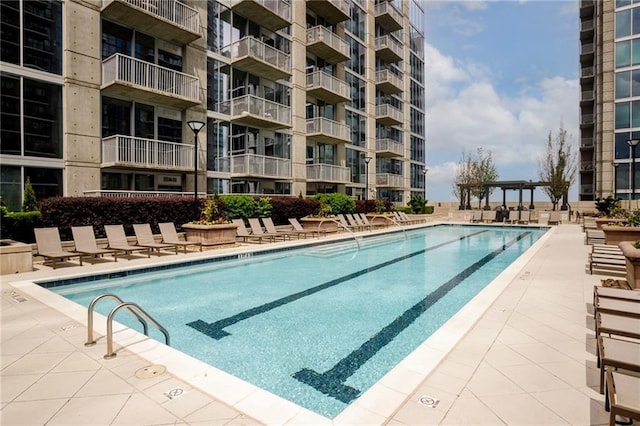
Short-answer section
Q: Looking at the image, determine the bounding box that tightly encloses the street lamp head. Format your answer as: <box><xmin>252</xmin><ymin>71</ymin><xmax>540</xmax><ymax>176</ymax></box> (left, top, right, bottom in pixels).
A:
<box><xmin>187</xmin><ymin>120</ymin><xmax>205</xmax><ymax>135</ymax></box>
<box><xmin>422</xmin><ymin>167</ymin><xmax>429</xmax><ymax>175</ymax></box>
<box><xmin>364</xmin><ymin>156</ymin><xmax>372</xmax><ymax>164</ymax></box>
<box><xmin>627</xmin><ymin>138</ymin><xmax>640</xmax><ymax>147</ymax></box>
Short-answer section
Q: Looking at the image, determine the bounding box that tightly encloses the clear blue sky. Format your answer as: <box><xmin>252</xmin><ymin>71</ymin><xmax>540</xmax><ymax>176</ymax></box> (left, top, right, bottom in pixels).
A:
<box><xmin>422</xmin><ymin>0</ymin><xmax>579</xmax><ymax>203</ymax></box>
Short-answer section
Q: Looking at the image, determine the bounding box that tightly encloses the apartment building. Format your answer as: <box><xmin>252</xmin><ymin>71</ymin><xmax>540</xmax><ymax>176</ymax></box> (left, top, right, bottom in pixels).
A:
<box><xmin>579</xmin><ymin>0</ymin><xmax>640</xmax><ymax>201</ymax></box>
<box><xmin>0</xmin><ymin>0</ymin><xmax>426</xmax><ymax>211</ymax></box>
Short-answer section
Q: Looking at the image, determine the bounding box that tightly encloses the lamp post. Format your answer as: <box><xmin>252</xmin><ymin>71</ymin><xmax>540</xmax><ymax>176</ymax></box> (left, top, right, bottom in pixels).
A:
<box><xmin>613</xmin><ymin>162</ymin><xmax>620</xmax><ymax>200</ymax></box>
<box><xmin>364</xmin><ymin>156</ymin><xmax>372</xmax><ymax>200</ymax></box>
<box><xmin>627</xmin><ymin>139</ymin><xmax>640</xmax><ymax>202</ymax></box>
<box><xmin>422</xmin><ymin>167</ymin><xmax>428</xmax><ymax>200</ymax></box>
<box><xmin>188</xmin><ymin>120</ymin><xmax>205</xmax><ymax>202</ymax></box>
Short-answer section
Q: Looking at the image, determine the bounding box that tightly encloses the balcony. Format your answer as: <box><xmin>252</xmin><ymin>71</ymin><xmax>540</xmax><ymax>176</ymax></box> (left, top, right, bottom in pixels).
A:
<box><xmin>375</xmin><ymin>35</ymin><xmax>403</xmax><ymax>63</ymax></box>
<box><xmin>216</xmin><ymin>154</ymin><xmax>291</xmax><ymax>179</ymax></box>
<box><xmin>84</xmin><ymin>190</ymin><xmax>196</xmax><ymax>197</ymax></box>
<box><xmin>580</xmin><ymin>161</ymin><xmax>594</xmax><ymax>172</ymax></box>
<box><xmin>306</xmin><ymin>163</ymin><xmax>350</xmax><ymax>183</ymax></box>
<box><xmin>581</xmin><ymin>137</ymin><xmax>594</xmax><ymax>149</ymax></box>
<box><xmin>306</xmin><ymin>71</ymin><xmax>350</xmax><ymax>103</ymax></box>
<box><xmin>101</xmin><ymin>53</ymin><xmax>200</xmax><ymax>108</ymax></box>
<box><xmin>581</xmin><ymin>66</ymin><xmax>595</xmax><ymax>80</ymax></box>
<box><xmin>376</xmin><ymin>69</ymin><xmax>403</xmax><ymax>95</ymax></box>
<box><xmin>101</xmin><ymin>0</ymin><xmax>200</xmax><ymax>45</ymax></box>
<box><xmin>581</xmin><ymin>42</ymin><xmax>594</xmax><ymax>61</ymax></box>
<box><xmin>376</xmin><ymin>103</ymin><xmax>403</xmax><ymax>126</ymax></box>
<box><xmin>580</xmin><ymin>19</ymin><xmax>594</xmax><ymax>40</ymax></box>
<box><xmin>222</xmin><ymin>37</ymin><xmax>291</xmax><ymax>81</ymax></box>
<box><xmin>306</xmin><ymin>26</ymin><xmax>350</xmax><ymax>64</ymax></box>
<box><xmin>580</xmin><ymin>185</ymin><xmax>594</xmax><ymax>194</ymax></box>
<box><xmin>376</xmin><ymin>138</ymin><xmax>403</xmax><ymax>157</ymax></box>
<box><xmin>221</xmin><ymin>95</ymin><xmax>291</xmax><ymax>129</ymax></box>
<box><xmin>580</xmin><ymin>0</ymin><xmax>595</xmax><ymax>18</ymax></box>
<box><xmin>581</xmin><ymin>90</ymin><xmax>595</xmax><ymax>104</ymax></box>
<box><xmin>580</xmin><ymin>113</ymin><xmax>594</xmax><ymax>127</ymax></box>
<box><xmin>306</xmin><ymin>117</ymin><xmax>350</xmax><ymax>144</ymax></box>
<box><xmin>230</xmin><ymin>0</ymin><xmax>290</xmax><ymax>31</ymax></box>
<box><xmin>376</xmin><ymin>173</ymin><xmax>404</xmax><ymax>188</ymax></box>
<box><xmin>102</xmin><ymin>135</ymin><xmax>195</xmax><ymax>171</ymax></box>
<box><xmin>375</xmin><ymin>1</ymin><xmax>403</xmax><ymax>32</ymax></box>
<box><xmin>306</xmin><ymin>0</ymin><xmax>350</xmax><ymax>24</ymax></box>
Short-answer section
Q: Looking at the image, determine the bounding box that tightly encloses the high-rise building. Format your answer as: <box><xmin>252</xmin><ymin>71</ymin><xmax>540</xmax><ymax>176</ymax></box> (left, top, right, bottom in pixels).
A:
<box><xmin>0</xmin><ymin>0</ymin><xmax>425</xmax><ymax>212</ymax></box>
<box><xmin>579</xmin><ymin>0</ymin><xmax>640</xmax><ymax>201</ymax></box>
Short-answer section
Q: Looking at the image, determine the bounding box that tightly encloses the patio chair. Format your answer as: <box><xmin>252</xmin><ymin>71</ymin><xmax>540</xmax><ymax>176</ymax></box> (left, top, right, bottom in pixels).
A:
<box><xmin>261</xmin><ymin>217</ymin><xmax>299</xmax><ymax>239</ymax></box>
<box><xmin>336</xmin><ymin>214</ymin><xmax>359</xmax><ymax>231</ymax></box>
<box><xmin>34</xmin><ymin>227</ymin><xmax>84</xmax><ymax>269</ymax></box>
<box><xmin>104</xmin><ymin>225</ymin><xmax>151</xmax><ymax>258</ymax></box>
<box><xmin>517</xmin><ymin>210</ymin><xmax>530</xmax><ymax>224</ymax></box>
<box><xmin>133</xmin><ymin>224</ymin><xmax>177</xmax><ymax>254</ymax></box>
<box><xmin>71</xmin><ymin>225</ymin><xmax>118</xmax><ymax>262</ymax></box>
<box><xmin>359</xmin><ymin>213</ymin><xmax>386</xmax><ymax>229</ymax></box>
<box><xmin>248</xmin><ymin>218</ymin><xmax>284</xmax><ymax>241</ymax></box>
<box><xmin>483</xmin><ymin>210</ymin><xmax>497</xmax><ymax>223</ymax></box>
<box><xmin>345</xmin><ymin>213</ymin><xmax>368</xmax><ymax>231</ymax></box>
<box><xmin>598</xmin><ymin>336</ymin><xmax>640</xmax><ymax>394</ymax></box>
<box><xmin>350</xmin><ymin>213</ymin><xmax>371</xmax><ymax>231</ymax></box>
<box><xmin>605</xmin><ymin>370</ymin><xmax>640</xmax><ymax>426</ymax></box>
<box><xmin>594</xmin><ymin>286</ymin><xmax>640</xmax><ymax>303</ymax></box>
<box><xmin>548</xmin><ymin>211</ymin><xmax>561</xmax><ymax>225</ymax></box>
<box><xmin>471</xmin><ymin>210</ymin><xmax>483</xmax><ymax>223</ymax></box>
<box><xmin>594</xmin><ymin>297</ymin><xmax>640</xmax><ymax>319</ymax></box>
<box><xmin>288</xmin><ymin>218</ymin><xmax>326</xmax><ymax>238</ymax></box>
<box><xmin>391</xmin><ymin>211</ymin><xmax>410</xmax><ymax>225</ymax></box>
<box><xmin>232</xmin><ymin>219</ymin><xmax>268</xmax><ymax>243</ymax></box>
<box><xmin>158</xmin><ymin>222</ymin><xmax>202</xmax><ymax>253</ymax></box>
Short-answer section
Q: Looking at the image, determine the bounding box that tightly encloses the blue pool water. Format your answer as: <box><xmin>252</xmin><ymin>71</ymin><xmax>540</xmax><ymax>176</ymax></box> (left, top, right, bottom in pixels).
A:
<box><xmin>45</xmin><ymin>224</ymin><xmax>547</xmax><ymax>418</ymax></box>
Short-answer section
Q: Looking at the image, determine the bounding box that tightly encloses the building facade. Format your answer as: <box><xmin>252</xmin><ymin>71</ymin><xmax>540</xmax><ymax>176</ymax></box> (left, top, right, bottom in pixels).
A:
<box><xmin>579</xmin><ymin>0</ymin><xmax>640</xmax><ymax>201</ymax></box>
<box><xmin>0</xmin><ymin>0</ymin><xmax>426</xmax><ymax>211</ymax></box>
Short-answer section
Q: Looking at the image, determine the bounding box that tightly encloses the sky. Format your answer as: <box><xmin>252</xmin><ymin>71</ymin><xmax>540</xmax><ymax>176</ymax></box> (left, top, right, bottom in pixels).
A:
<box><xmin>422</xmin><ymin>0</ymin><xmax>579</xmax><ymax>203</ymax></box>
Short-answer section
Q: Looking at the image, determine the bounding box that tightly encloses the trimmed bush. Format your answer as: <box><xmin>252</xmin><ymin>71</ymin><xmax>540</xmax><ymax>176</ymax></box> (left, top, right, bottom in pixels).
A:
<box><xmin>316</xmin><ymin>193</ymin><xmax>355</xmax><ymax>215</ymax></box>
<box><xmin>218</xmin><ymin>195</ymin><xmax>258</xmax><ymax>220</ymax></box>
<box><xmin>269</xmin><ymin>196</ymin><xmax>319</xmax><ymax>225</ymax></box>
<box><xmin>0</xmin><ymin>210</ymin><xmax>42</xmax><ymax>243</ymax></box>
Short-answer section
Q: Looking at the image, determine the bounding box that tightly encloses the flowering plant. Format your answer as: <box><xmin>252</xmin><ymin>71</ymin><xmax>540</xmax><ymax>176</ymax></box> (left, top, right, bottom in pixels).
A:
<box><xmin>190</xmin><ymin>199</ymin><xmax>230</xmax><ymax>225</ymax></box>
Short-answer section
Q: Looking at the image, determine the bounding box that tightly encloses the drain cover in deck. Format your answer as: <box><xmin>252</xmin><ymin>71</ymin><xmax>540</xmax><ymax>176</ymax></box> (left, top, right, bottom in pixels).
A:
<box><xmin>135</xmin><ymin>364</ymin><xmax>166</xmax><ymax>379</ymax></box>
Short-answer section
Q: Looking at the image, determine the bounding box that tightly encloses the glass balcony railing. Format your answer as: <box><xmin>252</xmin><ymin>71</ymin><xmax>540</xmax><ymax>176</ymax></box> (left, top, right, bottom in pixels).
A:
<box><xmin>306</xmin><ymin>117</ymin><xmax>350</xmax><ymax>144</ymax></box>
<box><xmin>306</xmin><ymin>26</ymin><xmax>350</xmax><ymax>64</ymax></box>
<box><xmin>376</xmin><ymin>138</ymin><xmax>404</xmax><ymax>157</ymax></box>
<box><xmin>216</xmin><ymin>154</ymin><xmax>291</xmax><ymax>178</ymax></box>
<box><xmin>306</xmin><ymin>70</ymin><xmax>350</xmax><ymax>102</ymax></box>
<box><xmin>221</xmin><ymin>94</ymin><xmax>291</xmax><ymax>129</ymax></box>
<box><xmin>223</xmin><ymin>36</ymin><xmax>291</xmax><ymax>80</ymax></box>
<box><xmin>376</xmin><ymin>173</ymin><xmax>404</xmax><ymax>187</ymax></box>
<box><xmin>306</xmin><ymin>163</ymin><xmax>350</xmax><ymax>183</ymax></box>
<box><xmin>102</xmin><ymin>135</ymin><xmax>196</xmax><ymax>171</ymax></box>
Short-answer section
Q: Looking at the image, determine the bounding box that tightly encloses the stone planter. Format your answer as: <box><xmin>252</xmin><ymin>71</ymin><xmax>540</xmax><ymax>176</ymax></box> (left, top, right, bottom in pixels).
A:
<box><xmin>0</xmin><ymin>240</ymin><xmax>33</xmax><ymax>274</ymax></box>
<box><xmin>601</xmin><ymin>225</ymin><xmax>640</xmax><ymax>246</ymax></box>
<box><xmin>595</xmin><ymin>218</ymin><xmax>627</xmax><ymax>229</ymax></box>
<box><xmin>181</xmin><ymin>223</ymin><xmax>238</xmax><ymax>246</ymax></box>
<box><xmin>299</xmin><ymin>217</ymin><xmax>339</xmax><ymax>233</ymax></box>
<box><xmin>618</xmin><ymin>241</ymin><xmax>640</xmax><ymax>289</ymax></box>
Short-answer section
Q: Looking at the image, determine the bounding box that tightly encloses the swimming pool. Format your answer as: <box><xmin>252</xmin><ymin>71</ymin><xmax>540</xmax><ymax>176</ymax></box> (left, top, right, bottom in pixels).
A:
<box><xmin>40</xmin><ymin>224</ymin><xmax>548</xmax><ymax>419</ymax></box>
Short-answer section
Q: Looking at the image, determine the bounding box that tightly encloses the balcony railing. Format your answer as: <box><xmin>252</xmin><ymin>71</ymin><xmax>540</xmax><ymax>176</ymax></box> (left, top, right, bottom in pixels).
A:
<box><xmin>581</xmin><ymin>137</ymin><xmax>594</xmax><ymax>148</ymax></box>
<box><xmin>230</xmin><ymin>0</ymin><xmax>290</xmax><ymax>31</ymax></box>
<box><xmin>306</xmin><ymin>163</ymin><xmax>350</xmax><ymax>183</ymax></box>
<box><xmin>375</xmin><ymin>69</ymin><xmax>403</xmax><ymax>94</ymax></box>
<box><xmin>101</xmin><ymin>0</ymin><xmax>200</xmax><ymax>44</ymax></box>
<box><xmin>581</xmin><ymin>43</ymin><xmax>594</xmax><ymax>56</ymax></box>
<box><xmin>375</xmin><ymin>35</ymin><xmax>403</xmax><ymax>63</ymax></box>
<box><xmin>376</xmin><ymin>103</ymin><xmax>403</xmax><ymax>125</ymax></box>
<box><xmin>84</xmin><ymin>190</ymin><xmax>200</xmax><ymax>198</ymax></box>
<box><xmin>102</xmin><ymin>53</ymin><xmax>200</xmax><ymax>106</ymax></box>
<box><xmin>306</xmin><ymin>0</ymin><xmax>350</xmax><ymax>24</ymax></box>
<box><xmin>580</xmin><ymin>161</ymin><xmax>593</xmax><ymax>171</ymax></box>
<box><xmin>581</xmin><ymin>19</ymin><xmax>594</xmax><ymax>32</ymax></box>
<box><xmin>222</xmin><ymin>36</ymin><xmax>291</xmax><ymax>80</ymax></box>
<box><xmin>306</xmin><ymin>26</ymin><xmax>350</xmax><ymax>64</ymax></box>
<box><xmin>374</xmin><ymin>1</ymin><xmax>403</xmax><ymax>32</ymax></box>
<box><xmin>581</xmin><ymin>66</ymin><xmax>594</xmax><ymax>78</ymax></box>
<box><xmin>376</xmin><ymin>173</ymin><xmax>404</xmax><ymax>187</ymax></box>
<box><xmin>102</xmin><ymin>135</ymin><xmax>196</xmax><ymax>170</ymax></box>
<box><xmin>581</xmin><ymin>114</ymin><xmax>594</xmax><ymax>125</ymax></box>
<box><xmin>216</xmin><ymin>154</ymin><xmax>291</xmax><ymax>178</ymax></box>
<box><xmin>581</xmin><ymin>91</ymin><xmax>595</xmax><ymax>102</ymax></box>
<box><xmin>221</xmin><ymin>94</ymin><xmax>291</xmax><ymax>129</ymax></box>
<box><xmin>376</xmin><ymin>138</ymin><xmax>404</xmax><ymax>157</ymax></box>
<box><xmin>580</xmin><ymin>185</ymin><xmax>594</xmax><ymax>194</ymax></box>
<box><xmin>306</xmin><ymin>117</ymin><xmax>350</xmax><ymax>144</ymax></box>
<box><xmin>306</xmin><ymin>70</ymin><xmax>350</xmax><ymax>103</ymax></box>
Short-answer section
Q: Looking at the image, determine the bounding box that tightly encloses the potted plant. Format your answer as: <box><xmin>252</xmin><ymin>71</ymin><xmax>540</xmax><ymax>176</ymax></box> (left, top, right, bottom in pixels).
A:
<box><xmin>618</xmin><ymin>240</ymin><xmax>640</xmax><ymax>289</ymax></box>
<box><xmin>300</xmin><ymin>199</ymin><xmax>340</xmax><ymax>233</ymax></box>
<box><xmin>602</xmin><ymin>209</ymin><xmax>640</xmax><ymax>245</ymax></box>
<box><xmin>595</xmin><ymin>196</ymin><xmax>628</xmax><ymax>229</ymax></box>
<box><xmin>182</xmin><ymin>199</ymin><xmax>238</xmax><ymax>246</ymax></box>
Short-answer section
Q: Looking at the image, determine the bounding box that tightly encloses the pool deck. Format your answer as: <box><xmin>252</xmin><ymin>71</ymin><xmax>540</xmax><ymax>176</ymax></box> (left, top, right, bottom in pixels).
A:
<box><xmin>1</xmin><ymin>222</ymin><xmax>612</xmax><ymax>425</ymax></box>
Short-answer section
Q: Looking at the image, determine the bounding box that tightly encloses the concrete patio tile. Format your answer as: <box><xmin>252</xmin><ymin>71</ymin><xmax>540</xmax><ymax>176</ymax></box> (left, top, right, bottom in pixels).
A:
<box><xmin>0</xmin><ymin>373</ymin><xmax>42</xmax><ymax>402</ymax></box>
<box><xmin>51</xmin><ymin>351</ymin><xmax>101</xmax><ymax>373</ymax></box>
<box><xmin>183</xmin><ymin>400</ymin><xmax>256</xmax><ymax>425</ymax></box>
<box><xmin>531</xmin><ymin>388</ymin><xmax>609</xmax><ymax>425</ymax></box>
<box><xmin>75</xmin><ymin>369</ymin><xmax>134</xmax><ymax>397</ymax></box>
<box><xmin>420</xmin><ymin>369</ymin><xmax>468</xmax><ymax>396</ymax></box>
<box><xmin>508</xmin><ymin>341</ymin><xmax>574</xmax><ymax>364</ymax></box>
<box><xmin>46</xmin><ymin>394</ymin><xmax>130</xmax><ymax>426</ymax></box>
<box><xmin>496</xmin><ymin>363</ymin><xmax>571</xmax><ymax>393</ymax></box>
<box><xmin>16</xmin><ymin>370</ymin><xmax>95</xmax><ymax>401</ymax></box>
<box><xmin>0</xmin><ymin>354</ymin><xmax>21</xmax><ymax>371</ymax></box>
<box><xmin>439</xmin><ymin>395</ymin><xmax>506</xmax><ymax>425</ymax></box>
<box><xmin>480</xmin><ymin>392</ymin><xmax>569</xmax><ymax>425</ymax></box>
<box><xmin>496</xmin><ymin>324</ymin><xmax>540</xmax><ymax>346</ymax></box>
<box><xmin>539</xmin><ymin>360</ymin><xmax>600</xmax><ymax>389</ymax></box>
<box><xmin>0</xmin><ymin>398</ymin><xmax>68</xmax><ymax>426</ymax></box>
<box><xmin>466</xmin><ymin>362</ymin><xmax>525</xmax><ymax>397</ymax></box>
<box><xmin>483</xmin><ymin>342</ymin><xmax>531</xmax><ymax>368</ymax></box>
<box><xmin>1</xmin><ymin>352</ymin><xmax>68</xmax><ymax>375</ymax></box>
<box><xmin>110</xmin><ymin>392</ymin><xmax>180</xmax><ymax>425</ymax></box>
<box><xmin>30</xmin><ymin>335</ymin><xmax>78</xmax><ymax>354</ymax></box>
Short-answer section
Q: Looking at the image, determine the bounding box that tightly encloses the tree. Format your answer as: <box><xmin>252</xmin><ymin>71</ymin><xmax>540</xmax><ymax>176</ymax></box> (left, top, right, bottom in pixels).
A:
<box><xmin>22</xmin><ymin>177</ymin><xmax>38</xmax><ymax>212</ymax></box>
<box><xmin>538</xmin><ymin>126</ymin><xmax>577</xmax><ymax>211</ymax></box>
<box><xmin>452</xmin><ymin>150</ymin><xmax>474</xmax><ymax>209</ymax></box>
<box><xmin>470</xmin><ymin>148</ymin><xmax>498</xmax><ymax>209</ymax></box>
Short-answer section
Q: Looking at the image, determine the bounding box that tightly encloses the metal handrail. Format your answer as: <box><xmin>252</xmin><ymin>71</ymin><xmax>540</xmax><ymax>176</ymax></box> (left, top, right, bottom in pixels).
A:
<box><xmin>105</xmin><ymin>302</ymin><xmax>170</xmax><ymax>359</ymax></box>
<box><xmin>85</xmin><ymin>293</ymin><xmax>148</xmax><ymax>346</ymax></box>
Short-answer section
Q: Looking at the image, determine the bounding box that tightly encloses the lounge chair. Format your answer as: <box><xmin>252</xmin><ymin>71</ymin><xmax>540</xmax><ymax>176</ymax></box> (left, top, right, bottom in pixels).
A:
<box><xmin>158</xmin><ymin>222</ymin><xmax>202</xmax><ymax>253</ymax></box>
<box><xmin>248</xmin><ymin>218</ymin><xmax>285</xmax><ymax>241</ymax></box>
<box><xmin>399</xmin><ymin>211</ymin><xmax>422</xmax><ymax>224</ymax></box>
<box><xmin>71</xmin><ymin>225</ymin><xmax>118</xmax><ymax>262</ymax></box>
<box><xmin>605</xmin><ymin>370</ymin><xmax>640</xmax><ymax>426</ymax></box>
<box><xmin>232</xmin><ymin>219</ymin><xmax>268</xmax><ymax>243</ymax></box>
<box><xmin>350</xmin><ymin>213</ymin><xmax>372</xmax><ymax>231</ymax></box>
<box><xmin>133</xmin><ymin>224</ymin><xmax>177</xmax><ymax>254</ymax></box>
<box><xmin>471</xmin><ymin>210</ymin><xmax>483</xmax><ymax>223</ymax></box>
<box><xmin>594</xmin><ymin>286</ymin><xmax>640</xmax><ymax>303</ymax></box>
<box><xmin>104</xmin><ymin>225</ymin><xmax>151</xmax><ymax>258</ymax></box>
<box><xmin>595</xmin><ymin>297</ymin><xmax>640</xmax><ymax>319</ymax></box>
<box><xmin>517</xmin><ymin>210</ymin><xmax>530</xmax><ymax>224</ymax></box>
<box><xmin>391</xmin><ymin>211</ymin><xmax>410</xmax><ymax>225</ymax></box>
<box><xmin>483</xmin><ymin>210</ymin><xmax>497</xmax><ymax>223</ymax></box>
<box><xmin>336</xmin><ymin>214</ymin><xmax>360</xmax><ymax>231</ymax></box>
<box><xmin>548</xmin><ymin>211</ymin><xmax>561</xmax><ymax>225</ymax></box>
<box><xmin>359</xmin><ymin>213</ymin><xmax>386</xmax><ymax>229</ymax></box>
<box><xmin>261</xmin><ymin>217</ymin><xmax>299</xmax><ymax>239</ymax></box>
<box><xmin>34</xmin><ymin>227</ymin><xmax>84</xmax><ymax>269</ymax></box>
<box><xmin>288</xmin><ymin>218</ymin><xmax>326</xmax><ymax>238</ymax></box>
<box><xmin>598</xmin><ymin>336</ymin><xmax>640</xmax><ymax>394</ymax></box>
<box><xmin>345</xmin><ymin>213</ymin><xmax>368</xmax><ymax>231</ymax></box>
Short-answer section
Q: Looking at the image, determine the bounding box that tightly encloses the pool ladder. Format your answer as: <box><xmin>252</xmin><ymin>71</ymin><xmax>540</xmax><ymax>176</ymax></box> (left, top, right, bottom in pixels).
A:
<box><xmin>85</xmin><ymin>293</ymin><xmax>170</xmax><ymax>359</ymax></box>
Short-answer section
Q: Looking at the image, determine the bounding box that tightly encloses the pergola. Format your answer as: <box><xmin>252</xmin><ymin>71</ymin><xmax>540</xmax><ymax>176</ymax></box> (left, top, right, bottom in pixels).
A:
<box><xmin>457</xmin><ymin>180</ymin><xmax>569</xmax><ymax>211</ymax></box>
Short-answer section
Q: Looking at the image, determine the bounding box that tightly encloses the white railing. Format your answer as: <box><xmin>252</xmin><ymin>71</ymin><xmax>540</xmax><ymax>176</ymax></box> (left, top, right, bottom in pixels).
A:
<box><xmin>102</xmin><ymin>53</ymin><xmax>200</xmax><ymax>102</ymax></box>
<box><xmin>376</xmin><ymin>138</ymin><xmax>404</xmax><ymax>156</ymax></box>
<box><xmin>581</xmin><ymin>43</ymin><xmax>594</xmax><ymax>55</ymax></box>
<box><xmin>223</xmin><ymin>36</ymin><xmax>291</xmax><ymax>74</ymax></box>
<box><xmin>376</xmin><ymin>173</ymin><xmax>404</xmax><ymax>187</ymax></box>
<box><xmin>227</xmin><ymin>94</ymin><xmax>291</xmax><ymax>126</ymax></box>
<box><xmin>376</xmin><ymin>104</ymin><xmax>403</xmax><ymax>122</ymax></box>
<box><xmin>306</xmin><ymin>163</ymin><xmax>350</xmax><ymax>182</ymax></box>
<box><xmin>306</xmin><ymin>117</ymin><xmax>350</xmax><ymax>141</ymax></box>
<box><xmin>374</xmin><ymin>1</ymin><xmax>402</xmax><ymax>23</ymax></box>
<box><xmin>102</xmin><ymin>0</ymin><xmax>200</xmax><ymax>34</ymax></box>
<box><xmin>84</xmin><ymin>190</ymin><xmax>200</xmax><ymax>198</ymax></box>
<box><xmin>102</xmin><ymin>135</ymin><xmax>195</xmax><ymax>170</ymax></box>
<box><xmin>325</xmin><ymin>0</ymin><xmax>350</xmax><ymax>17</ymax></box>
<box><xmin>231</xmin><ymin>0</ymin><xmax>291</xmax><ymax>21</ymax></box>
<box><xmin>306</xmin><ymin>26</ymin><xmax>349</xmax><ymax>58</ymax></box>
<box><xmin>375</xmin><ymin>35</ymin><xmax>403</xmax><ymax>58</ymax></box>
<box><xmin>375</xmin><ymin>69</ymin><xmax>403</xmax><ymax>89</ymax></box>
<box><xmin>216</xmin><ymin>154</ymin><xmax>291</xmax><ymax>178</ymax></box>
<box><xmin>306</xmin><ymin>71</ymin><xmax>349</xmax><ymax>99</ymax></box>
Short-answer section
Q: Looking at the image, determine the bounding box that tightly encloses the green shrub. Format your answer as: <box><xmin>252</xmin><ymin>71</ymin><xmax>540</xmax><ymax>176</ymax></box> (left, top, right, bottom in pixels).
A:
<box><xmin>22</xmin><ymin>177</ymin><xmax>38</xmax><ymax>212</ymax></box>
<box><xmin>218</xmin><ymin>195</ymin><xmax>257</xmax><ymax>220</ymax></box>
<box><xmin>0</xmin><ymin>210</ymin><xmax>42</xmax><ymax>243</ymax></box>
<box><xmin>316</xmin><ymin>193</ymin><xmax>355</xmax><ymax>215</ymax></box>
<box><xmin>395</xmin><ymin>206</ymin><xmax>413</xmax><ymax>214</ymax></box>
<box><xmin>408</xmin><ymin>194</ymin><xmax>427</xmax><ymax>214</ymax></box>
<box><xmin>425</xmin><ymin>205</ymin><xmax>434</xmax><ymax>214</ymax></box>
<box><xmin>255</xmin><ymin>197</ymin><xmax>272</xmax><ymax>218</ymax></box>
<box><xmin>269</xmin><ymin>196</ymin><xmax>319</xmax><ymax>225</ymax></box>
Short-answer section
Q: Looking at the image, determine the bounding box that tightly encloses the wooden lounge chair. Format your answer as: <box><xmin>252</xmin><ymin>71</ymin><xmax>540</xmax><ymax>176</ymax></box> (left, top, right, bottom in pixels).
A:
<box><xmin>261</xmin><ymin>217</ymin><xmax>299</xmax><ymax>239</ymax></box>
<box><xmin>605</xmin><ymin>370</ymin><xmax>640</xmax><ymax>426</ymax></box>
<box><xmin>248</xmin><ymin>218</ymin><xmax>285</xmax><ymax>241</ymax></box>
<box><xmin>133</xmin><ymin>224</ymin><xmax>177</xmax><ymax>254</ymax></box>
<box><xmin>232</xmin><ymin>219</ymin><xmax>267</xmax><ymax>243</ymax></box>
<box><xmin>595</xmin><ymin>297</ymin><xmax>640</xmax><ymax>319</ymax></box>
<box><xmin>594</xmin><ymin>286</ymin><xmax>640</xmax><ymax>303</ymax></box>
<box><xmin>71</xmin><ymin>225</ymin><xmax>118</xmax><ymax>262</ymax></box>
<box><xmin>288</xmin><ymin>218</ymin><xmax>325</xmax><ymax>238</ymax></box>
<box><xmin>548</xmin><ymin>211</ymin><xmax>561</xmax><ymax>225</ymax></box>
<box><xmin>34</xmin><ymin>227</ymin><xmax>84</xmax><ymax>269</ymax></box>
<box><xmin>598</xmin><ymin>336</ymin><xmax>640</xmax><ymax>394</ymax></box>
<box><xmin>158</xmin><ymin>222</ymin><xmax>202</xmax><ymax>253</ymax></box>
<box><xmin>104</xmin><ymin>225</ymin><xmax>151</xmax><ymax>259</ymax></box>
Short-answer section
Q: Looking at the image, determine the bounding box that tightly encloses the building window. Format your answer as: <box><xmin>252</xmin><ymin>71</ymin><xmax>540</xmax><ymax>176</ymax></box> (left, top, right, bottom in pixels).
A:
<box><xmin>615</xmin><ymin>101</ymin><xmax>640</xmax><ymax>128</ymax></box>
<box><xmin>615</xmin><ymin>39</ymin><xmax>640</xmax><ymax>68</ymax></box>
<box><xmin>615</xmin><ymin>70</ymin><xmax>640</xmax><ymax>98</ymax></box>
<box><xmin>347</xmin><ymin>110</ymin><xmax>365</xmax><ymax>147</ymax></box>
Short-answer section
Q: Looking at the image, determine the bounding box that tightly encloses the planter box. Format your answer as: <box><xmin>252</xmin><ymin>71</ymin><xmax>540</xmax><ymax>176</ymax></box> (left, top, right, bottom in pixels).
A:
<box><xmin>618</xmin><ymin>241</ymin><xmax>640</xmax><ymax>289</ymax></box>
<box><xmin>601</xmin><ymin>225</ymin><xmax>640</xmax><ymax>246</ymax></box>
<box><xmin>595</xmin><ymin>218</ymin><xmax>627</xmax><ymax>229</ymax></box>
<box><xmin>299</xmin><ymin>217</ymin><xmax>339</xmax><ymax>233</ymax></box>
<box><xmin>0</xmin><ymin>240</ymin><xmax>33</xmax><ymax>275</ymax></box>
<box><xmin>367</xmin><ymin>213</ymin><xmax>395</xmax><ymax>226</ymax></box>
<box><xmin>182</xmin><ymin>223</ymin><xmax>238</xmax><ymax>246</ymax></box>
